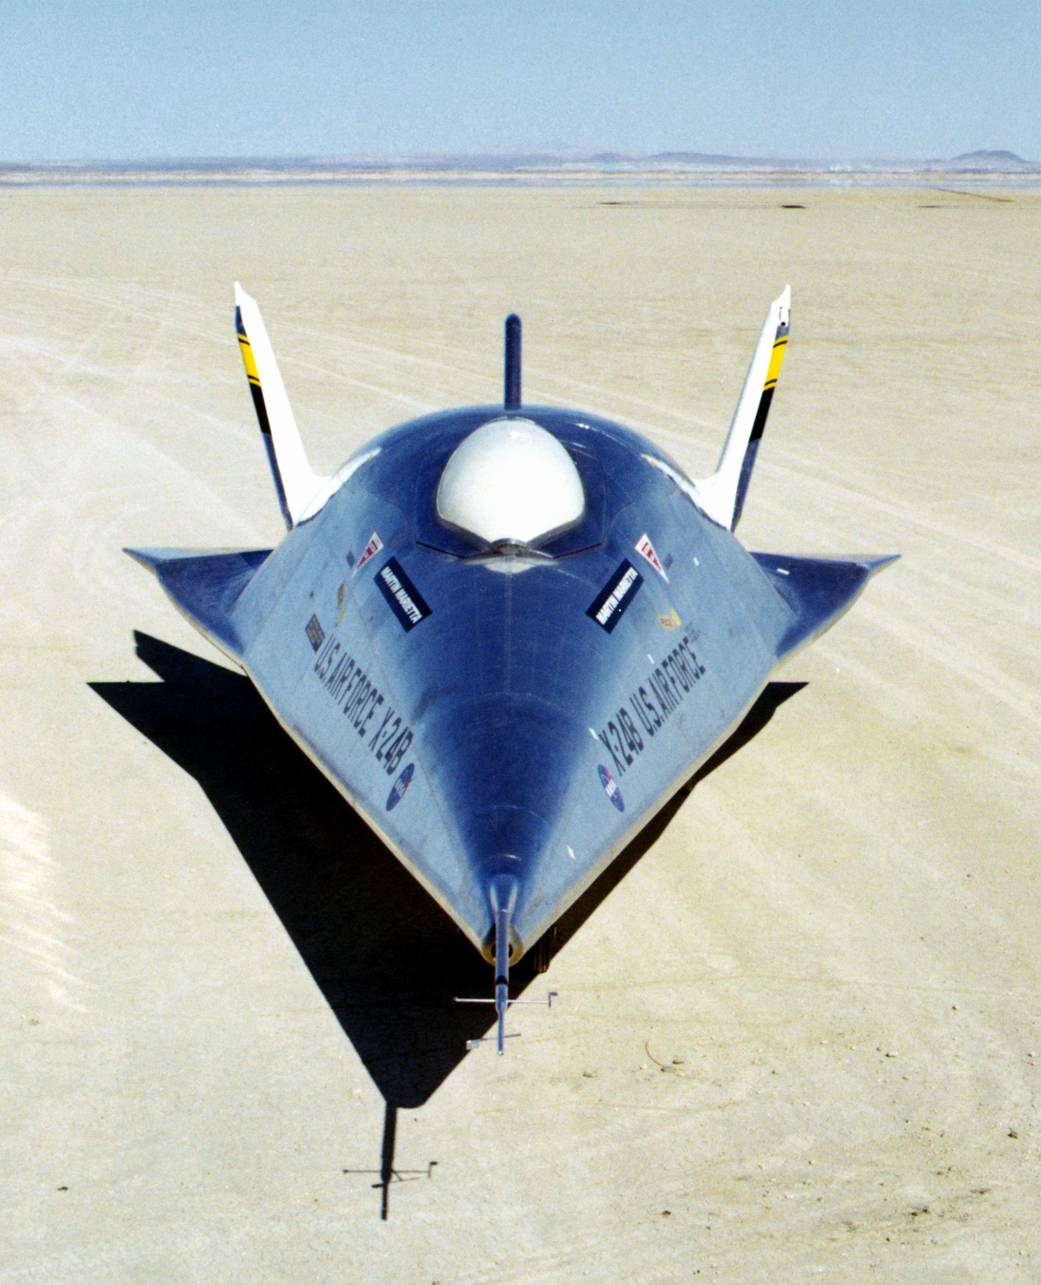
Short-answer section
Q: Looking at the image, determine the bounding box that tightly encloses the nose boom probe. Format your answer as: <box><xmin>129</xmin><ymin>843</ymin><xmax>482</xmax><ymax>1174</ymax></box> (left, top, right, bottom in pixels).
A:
<box><xmin>455</xmin><ymin>877</ymin><xmax>556</xmax><ymax>1054</ymax></box>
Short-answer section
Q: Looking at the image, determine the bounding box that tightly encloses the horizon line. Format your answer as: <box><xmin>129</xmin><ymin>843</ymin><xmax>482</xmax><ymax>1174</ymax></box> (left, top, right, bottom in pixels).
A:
<box><xmin>1</xmin><ymin>147</ymin><xmax>1037</xmax><ymax>171</ymax></box>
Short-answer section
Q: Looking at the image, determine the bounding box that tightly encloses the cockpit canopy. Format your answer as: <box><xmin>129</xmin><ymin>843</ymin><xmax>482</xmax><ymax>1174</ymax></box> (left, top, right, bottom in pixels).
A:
<box><xmin>435</xmin><ymin>416</ymin><xmax>585</xmax><ymax>547</ymax></box>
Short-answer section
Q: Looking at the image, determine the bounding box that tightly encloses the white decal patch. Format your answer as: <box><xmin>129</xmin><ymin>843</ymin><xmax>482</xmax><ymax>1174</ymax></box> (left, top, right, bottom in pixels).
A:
<box><xmin>634</xmin><ymin>533</ymin><xmax>669</xmax><ymax>582</ymax></box>
<box><xmin>355</xmin><ymin>531</ymin><xmax>384</xmax><ymax>574</ymax></box>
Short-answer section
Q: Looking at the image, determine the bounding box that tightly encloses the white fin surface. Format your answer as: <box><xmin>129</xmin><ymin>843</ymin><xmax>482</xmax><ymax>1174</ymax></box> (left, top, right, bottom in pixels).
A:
<box><xmin>234</xmin><ymin>283</ymin><xmax>325</xmax><ymax>527</ymax></box>
<box><xmin>696</xmin><ymin>286</ymin><xmax>791</xmax><ymax>529</ymax></box>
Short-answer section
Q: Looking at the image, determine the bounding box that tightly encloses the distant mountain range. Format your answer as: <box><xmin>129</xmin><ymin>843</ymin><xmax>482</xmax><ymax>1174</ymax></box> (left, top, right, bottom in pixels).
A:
<box><xmin>948</xmin><ymin>149</ymin><xmax>1033</xmax><ymax>168</ymax></box>
<box><xmin>579</xmin><ymin>148</ymin><xmax>1039</xmax><ymax>171</ymax></box>
<box><xmin>1</xmin><ymin>149</ymin><xmax>1038</xmax><ymax>181</ymax></box>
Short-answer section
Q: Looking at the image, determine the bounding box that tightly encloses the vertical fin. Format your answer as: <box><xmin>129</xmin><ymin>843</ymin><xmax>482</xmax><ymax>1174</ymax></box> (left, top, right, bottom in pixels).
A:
<box><xmin>696</xmin><ymin>286</ymin><xmax>790</xmax><ymax>530</ymax></box>
<box><xmin>234</xmin><ymin>283</ymin><xmax>324</xmax><ymax>528</ymax></box>
<box><xmin>504</xmin><ymin>313</ymin><xmax>522</xmax><ymax>411</ymax></box>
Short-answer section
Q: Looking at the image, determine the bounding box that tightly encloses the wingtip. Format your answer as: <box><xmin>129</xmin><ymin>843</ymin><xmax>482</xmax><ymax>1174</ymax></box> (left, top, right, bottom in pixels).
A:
<box><xmin>123</xmin><ymin>546</ymin><xmax>161</xmax><ymax>572</ymax></box>
<box><xmin>864</xmin><ymin>552</ymin><xmax>901</xmax><ymax>576</ymax></box>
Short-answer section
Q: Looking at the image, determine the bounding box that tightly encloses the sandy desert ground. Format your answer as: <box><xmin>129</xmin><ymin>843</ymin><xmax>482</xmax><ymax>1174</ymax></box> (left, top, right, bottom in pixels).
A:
<box><xmin>2</xmin><ymin>184</ymin><xmax>1040</xmax><ymax>1281</ymax></box>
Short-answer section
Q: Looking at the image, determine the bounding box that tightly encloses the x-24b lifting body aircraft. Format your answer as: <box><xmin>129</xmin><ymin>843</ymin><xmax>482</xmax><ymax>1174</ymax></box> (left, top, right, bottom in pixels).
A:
<box><xmin>129</xmin><ymin>286</ymin><xmax>896</xmax><ymax>1053</ymax></box>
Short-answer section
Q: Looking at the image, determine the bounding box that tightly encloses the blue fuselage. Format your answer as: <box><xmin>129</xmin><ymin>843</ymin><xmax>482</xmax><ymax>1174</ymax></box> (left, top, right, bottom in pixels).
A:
<box><xmin>223</xmin><ymin>405</ymin><xmax>797</xmax><ymax>960</ymax></box>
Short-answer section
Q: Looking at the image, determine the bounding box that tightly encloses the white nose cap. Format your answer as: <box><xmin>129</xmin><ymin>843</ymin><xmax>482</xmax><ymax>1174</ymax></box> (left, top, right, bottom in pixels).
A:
<box><xmin>436</xmin><ymin>417</ymin><xmax>585</xmax><ymax>544</ymax></box>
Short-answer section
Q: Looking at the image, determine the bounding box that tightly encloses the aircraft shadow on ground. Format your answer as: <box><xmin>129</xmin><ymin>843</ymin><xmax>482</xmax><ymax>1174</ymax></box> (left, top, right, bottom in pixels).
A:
<box><xmin>92</xmin><ymin>633</ymin><xmax>806</xmax><ymax>1115</ymax></box>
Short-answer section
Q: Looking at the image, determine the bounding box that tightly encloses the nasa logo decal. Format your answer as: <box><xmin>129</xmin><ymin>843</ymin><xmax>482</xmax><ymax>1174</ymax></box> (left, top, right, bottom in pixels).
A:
<box><xmin>598</xmin><ymin>763</ymin><xmax>625</xmax><ymax>812</ymax></box>
<box><xmin>386</xmin><ymin>762</ymin><xmax>415</xmax><ymax>811</ymax></box>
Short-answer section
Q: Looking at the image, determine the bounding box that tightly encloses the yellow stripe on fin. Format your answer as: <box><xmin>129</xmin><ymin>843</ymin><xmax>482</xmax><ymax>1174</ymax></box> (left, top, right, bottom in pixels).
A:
<box><xmin>237</xmin><ymin>333</ymin><xmax>261</xmax><ymax>384</ymax></box>
<box><xmin>764</xmin><ymin>336</ymin><xmax>788</xmax><ymax>389</ymax></box>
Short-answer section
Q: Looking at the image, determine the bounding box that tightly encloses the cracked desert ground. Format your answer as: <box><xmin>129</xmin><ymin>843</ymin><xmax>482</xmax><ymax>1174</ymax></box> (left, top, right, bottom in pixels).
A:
<box><xmin>2</xmin><ymin>183</ymin><xmax>1040</xmax><ymax>1281</ymax></box>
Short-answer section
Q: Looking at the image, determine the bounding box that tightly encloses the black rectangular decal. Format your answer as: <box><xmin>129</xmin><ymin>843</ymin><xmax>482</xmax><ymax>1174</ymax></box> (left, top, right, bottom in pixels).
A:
<box><xmin>587</xmin><ymin>559</ymin><xmax>643</xmax><ymax>633</ymax></box>
<box><xmin>305</xmin><ymin>614</ymin><xmax>326</xmax><ymax>651</ymax></box>
<box><xmin>376</xmin><ymin>558</ymin><xmax>432</xmax><ymax>632</ymax></box>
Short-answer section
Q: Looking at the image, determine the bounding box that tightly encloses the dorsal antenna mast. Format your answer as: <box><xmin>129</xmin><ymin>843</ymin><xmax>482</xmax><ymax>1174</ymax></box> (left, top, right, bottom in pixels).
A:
<box><xmin>504</xmin><ymin>313</ymin><xmax>522</xmax><ymax>411</ymax></box>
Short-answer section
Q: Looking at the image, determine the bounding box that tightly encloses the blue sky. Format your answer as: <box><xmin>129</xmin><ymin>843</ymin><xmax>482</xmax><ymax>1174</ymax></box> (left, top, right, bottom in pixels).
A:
<box><xmin>4</xmin><ymin>0</ymin><xmax>1039</xmax><ymax>162</ymax></box>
